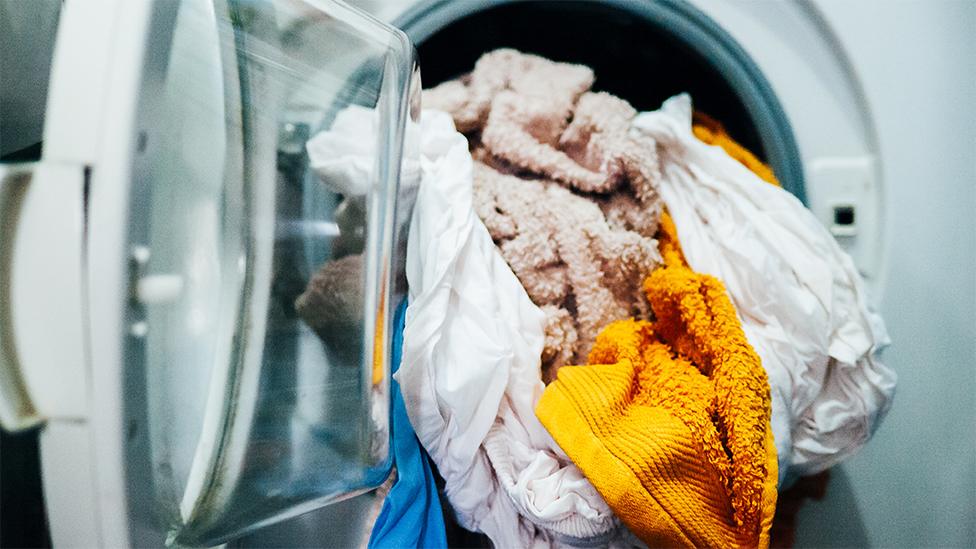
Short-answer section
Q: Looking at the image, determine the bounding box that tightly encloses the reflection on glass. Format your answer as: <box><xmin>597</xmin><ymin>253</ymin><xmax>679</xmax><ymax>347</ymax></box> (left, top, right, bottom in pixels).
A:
<box><xmin>133</xmin><ymin>0</ymin><xmax>419</xmax><ymax>545</ymax></box>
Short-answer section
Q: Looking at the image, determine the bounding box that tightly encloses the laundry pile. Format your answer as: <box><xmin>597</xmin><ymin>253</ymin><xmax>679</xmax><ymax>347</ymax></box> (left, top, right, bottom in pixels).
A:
<box><xmin>304</xmin><ymin>49</ymin><xmax>896</xmax><ymax>549</ymax></box>
<box><xmin>428</xmin><ymin>49</ymin><xmax>665</xmax><ymax>381</ymax></box>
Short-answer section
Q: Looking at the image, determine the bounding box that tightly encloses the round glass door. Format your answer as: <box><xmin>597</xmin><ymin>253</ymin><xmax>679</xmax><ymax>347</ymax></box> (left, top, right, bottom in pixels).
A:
<box><xmin>125</xmin><ymin>0</ymin><xmax>419</xmax><ymax>544</ymax></box>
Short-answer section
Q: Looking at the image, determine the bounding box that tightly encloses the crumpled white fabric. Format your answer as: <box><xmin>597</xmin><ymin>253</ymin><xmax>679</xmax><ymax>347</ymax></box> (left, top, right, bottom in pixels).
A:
<box><xmin>632</xmin><ymin>94</ymin><xmax>897</xmax><ymax>483</ymax></box>
<box><xmin>395</xmin><ymin>109</ymin><xmax>630</xmax><ymax>547</ymax></box>
<box><xmin>307</xmin><ymin>105</ymin><xmax>422</xmax><ymax>195</ymax></box>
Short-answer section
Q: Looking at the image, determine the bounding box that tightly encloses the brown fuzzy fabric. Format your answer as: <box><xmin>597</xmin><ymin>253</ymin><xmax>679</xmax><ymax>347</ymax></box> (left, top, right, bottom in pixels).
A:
<box><xmin>473</xmin><ymin>161</ymin><xmax>660</xmax><ymax>374</ymax></box>
<box><xmin>539</xmin><ymin>305</ymin><xmax>578</xmax><ymax>384</ymax></box>
<box><xmin>425</xmin><ymin>48</ymin><xmax>593</xmax><ymax>136</ymax></box>
<box><xmin>427</xmin><ymin>49</ymin><xmax>664</xmax><ymax>377</ymax></box>
<box><xmin>295</xmin><ymin>253</ymin><xmax>363</xmax><ymax>343</ymax></box>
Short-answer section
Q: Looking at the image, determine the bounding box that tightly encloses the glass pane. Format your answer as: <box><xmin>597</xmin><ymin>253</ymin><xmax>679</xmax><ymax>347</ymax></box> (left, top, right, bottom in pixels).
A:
<box><xmin>129</xmin><ymin>0</ymin><xmax>419</xmax><ymax>545</ymax></box>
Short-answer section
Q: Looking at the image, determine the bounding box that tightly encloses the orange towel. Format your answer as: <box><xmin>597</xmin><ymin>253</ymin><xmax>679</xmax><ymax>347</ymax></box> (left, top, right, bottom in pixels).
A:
<box><xmin>536</xmin><ymin>240</ymin><xmax>777</xmax><ymax>547</ymax></box>
<box><xmin>692</xmin><ymin>112</ymin><xmax>779</xmax><ymax>187</ymax></box>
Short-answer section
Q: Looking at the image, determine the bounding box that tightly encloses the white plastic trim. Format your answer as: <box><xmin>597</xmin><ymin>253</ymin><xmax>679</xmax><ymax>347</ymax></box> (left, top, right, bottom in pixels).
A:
<box><xmin>40</xmin><ymin>0</ymin><xmax>157</xmax><ymax>546</ymax></box>
<box><xmin>39</xmin><ymin>422</ymin><xmax>102</xmax><ymax>548</ymax></box>
<box><xmin>11</xmin><ymin>163</ymin><xmax>88</xmax><ymax>422</ymax></box>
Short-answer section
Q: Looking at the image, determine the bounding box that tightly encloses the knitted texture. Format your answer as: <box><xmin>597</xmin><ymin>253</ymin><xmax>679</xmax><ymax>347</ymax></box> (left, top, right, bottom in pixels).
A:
<box><xmin>536</xmin><ymin>256</ymin><xmax>777</xmax><ymax>547</ymax></box>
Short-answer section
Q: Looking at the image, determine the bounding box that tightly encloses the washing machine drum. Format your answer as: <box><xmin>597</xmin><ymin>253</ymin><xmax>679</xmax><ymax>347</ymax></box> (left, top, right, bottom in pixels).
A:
<box><xmin>0</xmin><ymin>1</ymin><xmax>810</xmax><ymax>547</ymax></box>
<box><xmin>392</xmin><ymin>1</ymin><xmax>808</xmax><ymax>545</ymax></box>
<box><xmin>399</xmin><ymin>0</ymin><xmax>807</xmax><ymax>201</ymax></box>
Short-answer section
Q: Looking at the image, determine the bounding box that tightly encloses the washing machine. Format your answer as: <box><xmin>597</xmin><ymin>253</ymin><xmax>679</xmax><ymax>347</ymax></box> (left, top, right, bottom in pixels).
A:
<box><xmin>0</xmin><ymin>0</ymin><xmax>972</xmax><ymax>548</ymax></box>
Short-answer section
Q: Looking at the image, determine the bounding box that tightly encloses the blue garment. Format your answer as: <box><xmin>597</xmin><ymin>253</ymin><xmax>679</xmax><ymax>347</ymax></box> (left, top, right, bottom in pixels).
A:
<box><xmin>368</xmin><ymin>300</ymin><xmax>447</xmax><ymax>549</ymax></box>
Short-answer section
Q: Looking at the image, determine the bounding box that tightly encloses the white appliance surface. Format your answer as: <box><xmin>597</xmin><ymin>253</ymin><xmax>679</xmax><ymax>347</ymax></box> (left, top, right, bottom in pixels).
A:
<box><xmin>787</xmin><ymin>3</ymin><xmax>975</xmax><ymax>547</ymax></box>
<box><xmin>349</xmin><ymin>1</ymin><xmax>976</xmax><ymax>547</ymax></box>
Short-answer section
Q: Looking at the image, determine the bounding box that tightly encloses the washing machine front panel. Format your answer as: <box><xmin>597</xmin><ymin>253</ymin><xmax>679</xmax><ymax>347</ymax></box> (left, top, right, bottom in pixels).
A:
<box><xmin>690</xmin><ymin>0</ymin><xmax>886</xmax><ymax>295</ymax></box>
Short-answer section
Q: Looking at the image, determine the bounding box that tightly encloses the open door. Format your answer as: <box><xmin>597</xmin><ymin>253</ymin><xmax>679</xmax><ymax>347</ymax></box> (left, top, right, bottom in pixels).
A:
<box><xmin>0</xmin><ymin>0</ymin><xmax>420</xmax><ymax>546</ymax></box>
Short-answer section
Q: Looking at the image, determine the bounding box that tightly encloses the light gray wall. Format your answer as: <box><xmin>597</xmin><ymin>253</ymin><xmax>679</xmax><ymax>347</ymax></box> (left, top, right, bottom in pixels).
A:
<box><xmin>0</xmin><ymin>0</ymin><xmax>61</xmax><ymax>157</ymax></box>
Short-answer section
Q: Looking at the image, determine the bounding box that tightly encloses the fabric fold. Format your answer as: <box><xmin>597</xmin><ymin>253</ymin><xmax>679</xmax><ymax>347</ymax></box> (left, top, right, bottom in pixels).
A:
<box><xmin>536</xmin><ymin>263</ymin><xmax>778</xmax><ymax>548</ymax></box>
<box><xmin>368</xmin><ymin>300</ymin><xmax>447</xmax><ymax>549</ymax></box>
<box><xmin>632</xmin><ymin>94</ymin><xmax>896</xmax><ymax>481</ymax></box>
<box><xmin>397</xmin><ymin>110</ymin><xmax>623</xmax><ymax>547</ymax></box>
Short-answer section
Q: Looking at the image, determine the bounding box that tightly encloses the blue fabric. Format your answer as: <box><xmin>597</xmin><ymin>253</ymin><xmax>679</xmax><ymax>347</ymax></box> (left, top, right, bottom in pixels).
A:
<box><xmin>368</xmin><ymin>300</ymin><xmax>447</xmax><ymax>549</ymax></box>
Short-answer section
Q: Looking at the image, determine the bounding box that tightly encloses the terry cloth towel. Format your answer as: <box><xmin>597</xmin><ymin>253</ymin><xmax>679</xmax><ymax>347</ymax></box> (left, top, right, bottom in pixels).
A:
<box><xmin>632</xmin><ymin>94</ymin><xmax>896</xmax><ymax>481</ymax></box>
<box><xmin>426</xmin><ymin>49</ymin><xmax>664</xmax><ymax>375</ymax></box>
<box><xmin>473</xmin><ymin>162</ymin><xmax>662</xmax><ymax>382</ymax></box>
<box><xmin>368</xmin><ymin>300</ymin><xmax>447</xmax><ymax>549</ymax></box>
<box><xmin>536</xmin><ymin>223</ymin><xmax>778</xmax><ymax>547</ymax></box>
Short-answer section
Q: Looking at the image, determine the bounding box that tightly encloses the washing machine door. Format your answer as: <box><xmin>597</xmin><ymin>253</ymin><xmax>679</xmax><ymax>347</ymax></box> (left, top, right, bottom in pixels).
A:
<box><xmin>0</xmin><ymin>0</ymin><xmax>419</xmax><ymax>546</ymax></box>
